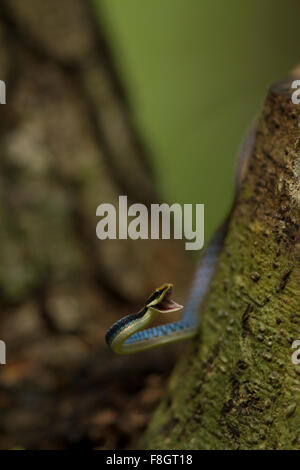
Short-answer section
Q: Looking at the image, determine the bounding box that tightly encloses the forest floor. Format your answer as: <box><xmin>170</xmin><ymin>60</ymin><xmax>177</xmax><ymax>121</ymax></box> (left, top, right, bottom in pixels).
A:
<box><xmin>0</xmin><ymin>292</ymin><xmax>185</xmax><ymax>449</ymax></box>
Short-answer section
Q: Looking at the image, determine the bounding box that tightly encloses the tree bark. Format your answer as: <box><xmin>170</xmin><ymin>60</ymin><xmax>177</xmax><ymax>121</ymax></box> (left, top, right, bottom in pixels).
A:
<box><xmin>143</xmin><ymin>79</ymin><xmax>300</xmax><ymax>450</ymax></box>
<box><xmin>0</xmin><ymin>0</ymin><xmax>191</xmax><ymax>449</ymax></box>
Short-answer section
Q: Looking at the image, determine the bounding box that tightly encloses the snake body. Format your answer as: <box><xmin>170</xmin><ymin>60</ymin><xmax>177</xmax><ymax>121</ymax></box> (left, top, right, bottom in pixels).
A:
<box><xmin>105</xmin><ymin>127</ymin><xmax>255</xmax><ymax>354</ymax></box>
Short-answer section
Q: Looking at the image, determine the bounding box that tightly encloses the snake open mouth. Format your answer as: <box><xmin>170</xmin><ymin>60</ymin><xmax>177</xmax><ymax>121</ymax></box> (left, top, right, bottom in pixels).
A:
<box><xmin>155</xmin><ymin>286</ymin><xmax>183</xmax><ymax>312</ymax></box>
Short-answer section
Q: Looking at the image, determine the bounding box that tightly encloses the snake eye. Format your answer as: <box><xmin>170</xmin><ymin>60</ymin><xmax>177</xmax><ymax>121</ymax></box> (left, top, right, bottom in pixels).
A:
<box><xmin>145</xmin><ymin>290</ymin><xmax>162</xmax><ymax>306</ymax></box>
<box><xmin>145</xmin><ymin>284</ymin><xmax>170</xmax><ymax>306</ymax></box>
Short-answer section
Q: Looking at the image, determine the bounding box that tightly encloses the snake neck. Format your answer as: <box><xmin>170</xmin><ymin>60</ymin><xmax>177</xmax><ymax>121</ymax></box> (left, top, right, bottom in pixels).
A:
<box><xmin>106</xmin><ymin>308</ymin><xmax>159</xmax><ymax>354</ymax></box>
<box><xmin>107</xmin><ymin>308</ymin><xmax>197</xmax><ymax>354</ymax></box>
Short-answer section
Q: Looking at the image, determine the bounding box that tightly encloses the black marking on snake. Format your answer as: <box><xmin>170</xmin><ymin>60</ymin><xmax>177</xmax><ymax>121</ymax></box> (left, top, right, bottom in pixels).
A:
<box><xmin>105</xmin><ymin>306</ymin><xmax>147</xmax><ymax>345</ymax></box>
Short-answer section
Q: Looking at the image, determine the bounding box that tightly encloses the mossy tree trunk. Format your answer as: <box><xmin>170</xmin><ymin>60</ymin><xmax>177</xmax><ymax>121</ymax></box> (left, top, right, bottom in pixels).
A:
<box><xmin>143</xmin><ymin>79</ymin><xmax>300</xmax><ymax>450</ymax></box>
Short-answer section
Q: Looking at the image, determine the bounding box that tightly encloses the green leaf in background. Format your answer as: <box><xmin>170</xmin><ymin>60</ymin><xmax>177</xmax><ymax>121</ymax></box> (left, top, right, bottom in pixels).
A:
<box><xmin>97</xmin><ymin>0</ymin><xmax>300</xmax><ymax>243</ymax></box>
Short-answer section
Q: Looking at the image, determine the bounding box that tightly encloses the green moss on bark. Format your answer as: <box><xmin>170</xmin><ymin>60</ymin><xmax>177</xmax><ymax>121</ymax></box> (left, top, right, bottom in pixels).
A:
<box><xmin>143</xmin><ymin>79</ymin><xmax>300</xmax><ymax>450</ymax></box>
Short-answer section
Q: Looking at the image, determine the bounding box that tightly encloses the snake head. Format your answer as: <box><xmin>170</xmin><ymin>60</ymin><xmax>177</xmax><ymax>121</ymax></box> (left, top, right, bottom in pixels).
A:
<box><xmin>145</xmin><ymin>283</ymin><xmax>183</xmax><ymax>313</ymax></box>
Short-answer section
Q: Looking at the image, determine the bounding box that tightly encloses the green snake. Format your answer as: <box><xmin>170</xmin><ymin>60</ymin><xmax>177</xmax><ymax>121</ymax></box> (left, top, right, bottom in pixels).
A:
<box><xmin>105</xmin><ymin>127</ymin><xmax>255</xmax><ymax>354</ymax></box>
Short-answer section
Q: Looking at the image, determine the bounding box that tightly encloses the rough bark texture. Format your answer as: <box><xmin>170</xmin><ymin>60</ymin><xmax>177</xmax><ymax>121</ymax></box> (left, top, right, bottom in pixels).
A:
<box><xmin>143</xmin><ymin>79</ymin><xmax>300</xmax><ymax>450</ymax></box>
<box><xmin>0</xmin><ymin>0</ymin><xmax>192</xmax><ymax>449</ymax></box>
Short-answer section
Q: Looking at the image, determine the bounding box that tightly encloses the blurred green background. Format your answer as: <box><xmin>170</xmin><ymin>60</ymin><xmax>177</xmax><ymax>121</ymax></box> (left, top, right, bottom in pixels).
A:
<box><xmin>97</xmin><ymin>0</ymin><xmax>299</xmax><ymax>240</ymax></box>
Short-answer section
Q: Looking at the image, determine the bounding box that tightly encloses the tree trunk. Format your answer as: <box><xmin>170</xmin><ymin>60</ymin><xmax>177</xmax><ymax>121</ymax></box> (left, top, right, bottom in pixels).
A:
<box><xmin>0</xmin><ymin>0</ymin><xmax>191</xmax><ymax>449</ymax></box>
<box><xmin>143</xmin><ymin>79</ymin><xmax>300</xmax><ymax>450</ymax></box>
